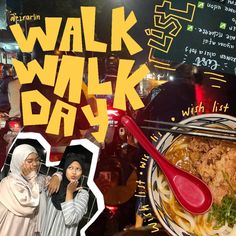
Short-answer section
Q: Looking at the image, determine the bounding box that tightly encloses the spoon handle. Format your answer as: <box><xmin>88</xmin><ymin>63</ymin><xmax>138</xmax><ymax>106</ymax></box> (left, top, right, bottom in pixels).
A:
<box><xmin>121</xmin><ymin>115</ymin><xmax>173</xmax><ymax>173</ymax></box>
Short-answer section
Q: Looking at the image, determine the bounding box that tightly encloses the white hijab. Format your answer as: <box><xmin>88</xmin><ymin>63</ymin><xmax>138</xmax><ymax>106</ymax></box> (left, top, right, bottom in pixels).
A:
<box><xmin>10</xmin><ymin>144</ymin><xmax>38</xmax><ymax>176</ymax></box>
<box><xmin>0</xmin><ymin>144</ymin><xmax>40</xmax><ymax>216</ymax></box>
<box><xmin>9</xmin><ymin>144</ymin><xmax>38</xmax><ymax>181</ymax></box>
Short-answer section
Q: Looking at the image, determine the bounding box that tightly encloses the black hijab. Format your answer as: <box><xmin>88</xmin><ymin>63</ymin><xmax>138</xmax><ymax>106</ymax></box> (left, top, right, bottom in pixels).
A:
<box><xmin>51</xmin><ymin>152</ymin><xmax>85</xmax><ymax>210</ymax></box>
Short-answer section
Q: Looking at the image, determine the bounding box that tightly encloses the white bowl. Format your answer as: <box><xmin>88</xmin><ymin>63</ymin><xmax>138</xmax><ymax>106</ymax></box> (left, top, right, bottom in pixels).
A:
<box><xmin>147</xmin><ymin>113</ymin><xmax>236</xmax><ymax>236</ymax></box>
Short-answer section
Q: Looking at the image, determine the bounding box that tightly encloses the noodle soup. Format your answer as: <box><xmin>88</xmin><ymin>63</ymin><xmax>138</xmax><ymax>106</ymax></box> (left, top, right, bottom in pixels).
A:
<box><xmin>148</xmin><ymin>114</ymin><xmax>236</xmax><ymax>236</ymax></box>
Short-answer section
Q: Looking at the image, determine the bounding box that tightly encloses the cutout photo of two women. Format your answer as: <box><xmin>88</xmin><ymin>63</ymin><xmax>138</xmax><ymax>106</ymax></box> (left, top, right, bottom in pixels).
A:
<box><xmin>0</xmin><ymin>137</ymin><xmax>101</xmax><ymax>236</ymax></box>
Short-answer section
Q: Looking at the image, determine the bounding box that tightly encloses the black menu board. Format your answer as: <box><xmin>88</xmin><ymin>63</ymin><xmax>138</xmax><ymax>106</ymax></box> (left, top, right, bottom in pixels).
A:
<box><xmin>150</xmin><ymin>0</ymin><xmax>236</xmax><ymax>75</ymax></box>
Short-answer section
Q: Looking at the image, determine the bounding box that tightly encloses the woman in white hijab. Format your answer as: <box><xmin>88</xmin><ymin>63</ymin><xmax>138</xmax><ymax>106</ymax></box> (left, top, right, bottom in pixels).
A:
<box><xmin>0</xmin><ymin>144</ymin><xmax>47</xmax><ymax>236</ymax></box>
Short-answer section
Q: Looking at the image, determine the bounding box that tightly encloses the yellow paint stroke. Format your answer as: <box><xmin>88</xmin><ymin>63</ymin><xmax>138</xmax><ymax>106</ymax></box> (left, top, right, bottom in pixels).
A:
<box><xmin>155</xmin><ymin>0</ymin><xmax>196</xmax><ymax>22</ymax></box>
<box><xmin>148</xmin><ymin>37</ymin><xmax>173</xmax><ymax>53</ymax></box>
<box><xmin>148</xmin><ymin>49</ymin><xmax>171</xmax><ymax>66</ymax></box>
<box><xmin>204</xmin><ymin>72</ymin><xmax>224</xmax><ymax>77</ymax></box>
<box><xmin>209</xmin><ymin>77</ymin><xmax>227</xmax><ymax>83</ymax></box>
<box><xmin>152</xmin><ymin>134</ymin><xmax>158</xmax><ymax>139</ymax></box>
<box><xmin>154</xmin><ymin>14</ymin><xmax>182</xmax><ymax>36</ymax></box>
<box><xmin>145</xmin><ymin>28</ymin><xmax>164</xmax><ymax>39</ymax></box>
<box><xmin>150</xmin><ymin>135</ymin><xmax>158</xmax><ymax>142</ymax></box>
<box><xmin>211</xmin><ymin>85</ymin><xmax>221</xmax><ymax>89</ymax></box>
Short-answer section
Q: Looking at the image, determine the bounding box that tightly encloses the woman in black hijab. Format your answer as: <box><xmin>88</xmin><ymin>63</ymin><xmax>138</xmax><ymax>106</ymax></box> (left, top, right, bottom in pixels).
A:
<box><xmin>42</xmin><ymin>153</ymin><xmax>89</xmax><ymax>236</ymax></box>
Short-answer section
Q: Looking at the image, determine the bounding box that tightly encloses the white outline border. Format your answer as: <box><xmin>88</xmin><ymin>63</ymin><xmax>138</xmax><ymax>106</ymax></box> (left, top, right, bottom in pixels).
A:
<box><xmin>8</xmin><ymin>132</ymin><xmax>52</xmax><ymax>165</ymax></box>
<box><xmin>70</xmin><ymin>139</ymin><xmax>105</xmax><ymax>236</ymax></box>
<box><xmin>8</xmin><ymin>133</ymin><xmax>105</xmax><ymax>236</ymax></box>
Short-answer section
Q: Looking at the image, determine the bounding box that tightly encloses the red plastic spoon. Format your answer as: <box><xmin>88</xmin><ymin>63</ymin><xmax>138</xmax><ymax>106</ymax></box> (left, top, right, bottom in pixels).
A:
<box><xmin>121</xmin><ymin>115</ymin><xmax>213</xmax><ymax>214</ymax></box>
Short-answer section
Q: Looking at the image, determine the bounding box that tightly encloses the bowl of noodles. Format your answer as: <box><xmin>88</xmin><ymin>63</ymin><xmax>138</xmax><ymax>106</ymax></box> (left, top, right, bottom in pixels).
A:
<box><xmin>147</xmin><ymin>113</ymin><xmax>236</xmax><ymax>236</ymax></box>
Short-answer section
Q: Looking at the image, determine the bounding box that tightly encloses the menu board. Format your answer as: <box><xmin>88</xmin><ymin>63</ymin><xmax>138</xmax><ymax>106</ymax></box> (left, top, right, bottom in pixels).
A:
<box><xmin>151</xmin><ymin>0</ymin><xmax>236</xmax><ymax>75</ymax></box>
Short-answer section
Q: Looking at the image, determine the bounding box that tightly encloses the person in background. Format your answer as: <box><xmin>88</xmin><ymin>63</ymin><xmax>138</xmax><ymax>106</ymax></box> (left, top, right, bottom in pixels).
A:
<box><xmin>7</xmin><ymin>77</ymin><xmax>21</xmax><ymax>118</ymax></box>
<box><xmin>0</xmin><ymin>144</ymin><xmax>46</xmax><ymax>235</ymax></box>
<box><xmin>7</xmin><ymin>59</ymin><xmax>22</xmax><ymax>118</ymax></box>
<box><xmin>42</xmin><ymin>152</ymin><xmax>89</xmax><ymax>236</ymax></box>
